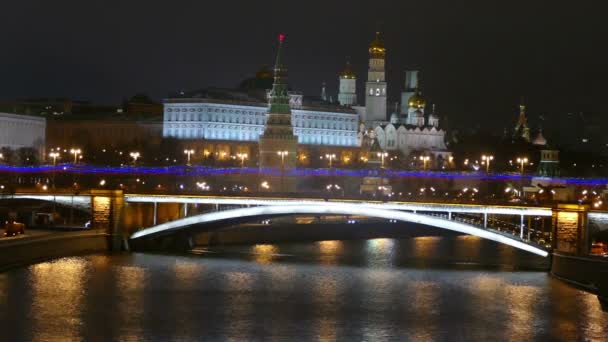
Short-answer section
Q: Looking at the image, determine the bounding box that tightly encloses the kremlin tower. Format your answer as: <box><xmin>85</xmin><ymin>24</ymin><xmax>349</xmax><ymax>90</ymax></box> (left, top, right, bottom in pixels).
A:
<box><xmin>258</xmin><ymin>34</ymin><xmax>298</xmax><ymax>192</ymax></box>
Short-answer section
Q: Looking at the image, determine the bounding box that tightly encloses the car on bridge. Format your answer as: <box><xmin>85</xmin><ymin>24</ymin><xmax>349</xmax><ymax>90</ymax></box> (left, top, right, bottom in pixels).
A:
<box><xmin>4</xmin><ymin>220</ymin><xmax>25</xmax><ymax>237</ymax></box>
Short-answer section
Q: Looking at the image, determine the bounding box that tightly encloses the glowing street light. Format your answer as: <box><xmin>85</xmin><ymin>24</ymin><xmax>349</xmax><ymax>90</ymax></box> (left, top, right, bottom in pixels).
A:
<box><xmin>184</xmin><ymin>149</ymin><xmax>195</xmax><ymax>165</ymax></box>
<box><xmin>129</xmin><ymin>151</ymin><xmax>141</xmax><ymax>166</ymax></box>
<box><xmin>324</xmin><ymin>153</ymin><xmax>336</xmax><ymax>168</ymax></box>
<box><xmin>49</xmin><ymin>152</ymin><xmax>60</xmax><ymax>166</ymax></box>
<box><xmin>236</xmin><ymin>153</ymin><xmax>248</xmax><ymax>168</ymax></box>
<box><xmin>516</xmin><ymin>157</ymin><xmax>529</xmax><ymax>174</ymax></box>
<box><xmin>420</xmin><ymin>155</ymin><xmax>431</xmax><ymax>171</ymax></box>
<box><xmin>277</xmin><ymin>151</ymin><xmax>289</xmax><ymax>192</ymax></box>
<box><xmin>481</xmin><ymin>155</ymin><xmax>494</xmax><ymax>173</ymax></box>
<box><xmin>70</xmin><ymin>148</ymin><xmax>81</xmax><ymax>164</ymax></box>
<box><xmin>377</xmin><ymin>152</ymin><xmax>388</xmax><ymax>168</ymax></box>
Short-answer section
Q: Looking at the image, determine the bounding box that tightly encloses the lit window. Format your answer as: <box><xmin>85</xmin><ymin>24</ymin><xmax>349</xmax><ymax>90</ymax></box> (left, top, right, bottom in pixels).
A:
<box><xmin>376</xmin><ymin>88</ymin><xmax>380</xmax><ymax>96</ymax></box>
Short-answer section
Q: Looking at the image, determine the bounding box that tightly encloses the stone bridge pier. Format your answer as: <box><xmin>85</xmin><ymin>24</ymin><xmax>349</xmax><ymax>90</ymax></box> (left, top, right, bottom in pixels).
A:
<box><xmin>89</xmin><ymin>190</ymin><xmax>125</xmax><ymax>250</ymax></box>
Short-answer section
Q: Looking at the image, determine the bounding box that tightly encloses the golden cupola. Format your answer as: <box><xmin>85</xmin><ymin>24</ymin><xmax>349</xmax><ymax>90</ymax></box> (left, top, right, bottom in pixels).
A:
<box><xmin>408</xmin><ymin>89</ymin><xmax>426</xmax><ymax>109</ymax></box>
<box><xmin>368</xmin><ymin>32</ymin><xmax>386</xmax><ymax>58</ymax></box>
<box><xmin>339</xmin><ymin>60</ymin><xmax>356</xmax><ymax>79</ymax></box>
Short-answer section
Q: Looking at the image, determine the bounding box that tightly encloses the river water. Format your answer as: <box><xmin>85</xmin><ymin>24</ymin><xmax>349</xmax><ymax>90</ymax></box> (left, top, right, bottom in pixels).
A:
<box><xmin>0</xmin><ymin>236</ymin><xmax>606</xmax><ymax>341</ymax></box>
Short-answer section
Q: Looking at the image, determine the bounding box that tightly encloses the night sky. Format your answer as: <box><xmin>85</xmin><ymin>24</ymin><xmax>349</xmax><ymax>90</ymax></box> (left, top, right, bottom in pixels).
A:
<box><xmin>1</xmin><ymin>1</ymin><xmax>606</xmax><ymax>130</ymax></box>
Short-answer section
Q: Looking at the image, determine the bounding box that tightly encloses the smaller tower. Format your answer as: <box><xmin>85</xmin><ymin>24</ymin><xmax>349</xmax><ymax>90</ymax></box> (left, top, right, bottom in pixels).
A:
<box><xmin>428</xmin><ymin>104</ymin><xmax>439</xmax><ymax>128</ymax></box>
<box><xmin>338</xmin><ymin>59</ymin><xmax>357</xmax><ymax>106</ymax></box>
<box><xmin>321</xmin><ymin>81</ymin><xmax>327</xmax><ymax>102</ymax></box>
<box><xmin>405</xmin><ymin>87</ymin><xmax>426</xmax><ymax>127</ymax></box>
<box><xmin>400</xmin><ymin>70</ymin><xmax>419</xmax><ymax>115</ymax></box>
<box><xmin>514</xmin><ymin>98</ymin><xmax>530</xmax><ymax>142</ymax></box>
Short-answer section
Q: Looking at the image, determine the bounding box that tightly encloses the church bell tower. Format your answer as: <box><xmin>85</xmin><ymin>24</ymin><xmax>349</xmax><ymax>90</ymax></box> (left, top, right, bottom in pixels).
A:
<box><xmin>364</xmin><ymin>32</ymin><xmax>387</xmax><ymax>126</ymax></box>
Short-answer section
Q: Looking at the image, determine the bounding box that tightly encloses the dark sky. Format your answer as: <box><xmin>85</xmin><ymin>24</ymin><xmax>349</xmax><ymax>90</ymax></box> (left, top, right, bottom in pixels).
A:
<box><xmin>1</xmin><ymin>0</ymin><xmax>606</xmax><ymax>130</ymax></box>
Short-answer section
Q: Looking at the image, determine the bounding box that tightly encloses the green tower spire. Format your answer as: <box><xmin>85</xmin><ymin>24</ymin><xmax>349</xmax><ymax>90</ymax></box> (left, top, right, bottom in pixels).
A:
<box><xmin>268</xmin><ymin>34</ymin><xmax>290</xmax><ymax>116</ymax></box>
<box><xmin>264</xmin><ymin>33</ymin><xmax>294</xmax><ymax>135</ymax></box>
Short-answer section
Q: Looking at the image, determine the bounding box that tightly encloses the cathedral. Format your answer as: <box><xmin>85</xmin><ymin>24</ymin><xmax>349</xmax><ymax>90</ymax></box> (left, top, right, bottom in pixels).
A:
<box><xmin>162</xmin><ymin>32</ymin><xmax>451</xmax><ymax>166</ymax></box>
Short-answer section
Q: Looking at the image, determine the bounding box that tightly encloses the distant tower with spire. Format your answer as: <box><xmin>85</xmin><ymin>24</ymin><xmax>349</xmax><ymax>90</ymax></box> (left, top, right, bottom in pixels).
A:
<box><xmin>258</xmin><ymin>34</ymin><xmax>298</xmax><ymax>192</ymax></box>
<box><xmin>321</xmin><ymin>81</ymin><xmax>327</xmax><ymax>101</ymax></box>
<box><xmin>514</xmin><ymin>98</ymin><xmax>530</xmax><ymax>142</ymax></box>
<box><xmin>338</xmin><ymin>59</ymin><xmax>357</xmax><ymax>106</ymax></box>
<box><xmin>400</xmin><ymin>70</ymin><xmax>419</xmax><ymax>116</ymax></box>
<box><xmin>364</xmin><ymin>32</ymin><xmax>387</xmax><ymax>125</ymax></box>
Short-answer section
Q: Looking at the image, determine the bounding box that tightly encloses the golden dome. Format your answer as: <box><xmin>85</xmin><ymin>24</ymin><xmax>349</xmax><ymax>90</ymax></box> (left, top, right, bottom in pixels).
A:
<box><xmin>408</xmin><ymin>91</ymin><xmax>426</xmax><ymax>109</ymax></box>
<box><xmin>369</xmin><ymin>32</ymin><xmax>385</xmax><ymax>56</ymax></box>
<box><xmin>255</xmin><ymin>66</ymin><xmax>273</xmax><ymax>79</ymax></box>
<box><xmin>339</xmin><ymin>61</ymin><xmax>356</xmax><ymax>79</ymax></box>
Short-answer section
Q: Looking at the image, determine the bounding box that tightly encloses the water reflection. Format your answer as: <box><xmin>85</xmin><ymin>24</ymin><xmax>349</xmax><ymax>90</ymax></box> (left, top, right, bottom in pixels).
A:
<box><xmin>224</xmin><ymin>271</ymin><xmax>255</xmax><ymax>342</ymax></box>
<box><xmin>30</xmin><ymin>258</ymin><xmax>87</xmax><ymax>342</ymax></box>
<box><xmin>115</xmin><ymin>264</ymin><xmax>146</xmax><ymax>341</ymax></box>
<box><xmin>366</xmin><ymin>238</ymin><xmax>396</xmax><ymax>267</ymax></box>
<box><xmin>313</xmin><ymin>274</ymin><xmax>342</xmax><ymax>342</ymax></box>
<box><xmin>0</xmin><ymin>237</ymin><xmax>605</xmax><ymax>341</ymax></box>
<box><xmin>251</xmin><ymin>244</ymin><xmax>279</xmax><ymax>264</ymax></box>
<box><xmin>412</xmin><ymin>236</ymin><xmax>441</xmax><ymax>261</ymax></box>
<box><xmin>454</xmin><ymin>235</ymin><xmax>482</xmax><ymax>262</ymax></box>
<box><xmin>317</xmin><ymin>240</ymin><xmax>343</xmax><ymax>265</ymax></box>
<box><xmin>503</xmin><ymin>284</ymin><xmax>540</xmax><ymax>341</ymax></box>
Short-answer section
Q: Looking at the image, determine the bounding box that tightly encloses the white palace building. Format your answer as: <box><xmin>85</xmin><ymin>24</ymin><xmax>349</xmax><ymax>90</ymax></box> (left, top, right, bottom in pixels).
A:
<box><xmin>163</xmin><ymin>33</ymin><xmax>450</xmax><ymax>160</ymax></box>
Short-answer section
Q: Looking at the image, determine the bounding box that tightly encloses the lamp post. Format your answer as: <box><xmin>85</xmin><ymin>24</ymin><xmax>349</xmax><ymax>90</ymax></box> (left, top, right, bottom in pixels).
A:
<box><xmin>277</xmin><ymin>151</ymin><xmax>288</xmax><ymax>192</ymax></box>
<box><xmin>129</xmin><ymin>152</ymin><xmax>140</xmax><ymax>166</ymax></box>
<box><xmin>184</xmin><ymin>149</ymin><xmax>195</xmax><ymax>166</ymax></box>
<box><xmin>324</xmin><ymin>153</ymin><xmax>336</xmax><ymax>168</ymax></box>
<box><xmin>377</xmin><ymin>152</ymin><xmax>388</xmax><ymax>168</ymax></box>
<box><xmin>516</xmin><ymin>157</ymin><xmax>528</xmax><ymax>174</ymax></box>
<box><xmin>481</xmin><ymin>155</ymin><xmax>494</xmax><ymax>173</ymax></box>
<box><xmin>237</xmin><ymin>153</ymin><xmax>248</xmax><ymax>168</ymax></box>
<box><xmin>49</xmin><ymin>152</ymin><xmax>60</xmax><ymax>187</ymax></box>
<box><xmin>70</xmin><ymin>148</ymin><xmax>81</xmax><ymax>165</ymax></box>
<box><xmin>420</xmin><ymin>155</ymin><xmax>430</xmax><ymax>171</ymax></box>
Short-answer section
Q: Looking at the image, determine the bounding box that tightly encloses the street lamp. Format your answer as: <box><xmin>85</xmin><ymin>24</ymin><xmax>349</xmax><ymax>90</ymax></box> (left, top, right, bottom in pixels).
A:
<box><xmin>129</xmin><ymin>151</ymin><xmax>140</xmax><ymax>166</ymax></box>
<box><xmin>236</xmin><ymin>153</ymin><xmax>248</xmax><ymax>168</ymax></box>
<box><xmin>420</xmin><ymin>155</ymin><xmax>430</xmax><ymax>171</ymax></box>
<box><xmin>70</xmin><ymin>148</ymin><xmax>81</xmax><ymax>164</ymax></box>
<box><xmin>516</xmin><ymin>157</ymin><xmax>528</xmax><ymax>174</ymax></box>
<box><xmin>277</xmin><ymin>151</ymin><xmax>288</xmax><ymax>192</ymax></box>
<box><xmin>377</xmin><ymin>152</ymin><xmax>388</xmax><ymax>168</ymax></box>
<box><xmin>324</xmin><ymin>153</ymin><xmax>336</xmax><ymax>168</ymax></box>
<box><xmin>481</xmin><ymin>155</ymin><xmax>494</xmax><ymax>173</ymax></box>
<box><xmin>49</xmin><ymin>152</ymin><xmax>60</xmax><ymax>166</ymax></box>
<box><xmin>184</xmin><ymin>149</ymin><xmax>195</xmax><ymax>166</ymax></box>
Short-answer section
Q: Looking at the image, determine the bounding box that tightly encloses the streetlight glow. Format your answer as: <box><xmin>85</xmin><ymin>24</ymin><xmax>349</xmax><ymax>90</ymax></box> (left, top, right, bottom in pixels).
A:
<box><xmin>481</xmin><ymin>155</ymin><xmax>494</xmax><ymax>173</ymax></box>
<box><xmin>70</xmin><ymin>148</ymin><xmax>82</xmax><ymax>164</ymax></box>
<box><xmin>129</xmin><ymin>151</ymin><xmax>141</xmax><ymax>165</ymax></box>
<box><xmin>324</xmin><ymin>153</ymin><xmax>336</xmax><ymax>168</ymax></box>
<box><xmin>377</xmin><ymin>152</ymin><xmax>388</xmax><ymax>168</ymax></box>
<box><xmin>236</xmin><ymin>153</ymin><xmax>248</xmax><ymax>168</ymax></box>
<box><xmin>516</xmin><ymin>157</ymin><xmax>529</xmax><ymax>174</ymax></box>
<box><xmin>184</xmin><ymin>149</ymin><xmax>195</xmax><ymax>165</ymax></box>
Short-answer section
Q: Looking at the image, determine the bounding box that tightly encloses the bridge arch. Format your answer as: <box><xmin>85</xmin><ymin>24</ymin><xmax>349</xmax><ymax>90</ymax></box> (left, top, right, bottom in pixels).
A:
<box><xmin>130</xmin><ymin>204</ymin><xmax>548</xmax><ymax>257</ymax></box>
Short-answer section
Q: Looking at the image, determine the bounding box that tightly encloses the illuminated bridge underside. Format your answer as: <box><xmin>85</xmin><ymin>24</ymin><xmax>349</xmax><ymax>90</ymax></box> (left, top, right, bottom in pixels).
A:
<box><xmin>2</xmin><ymin>194</ymin><xmax>91</xmax><ymax>210</ymax></box>
<box><xmin>130</xmin><ymin>204</ymin><xmax>549</xmax><ymax>257</ymax></box>
<box><xmin>124</xmin><ymin>195</ymin><xmax>553</xmax><ymax>217</ymax></box>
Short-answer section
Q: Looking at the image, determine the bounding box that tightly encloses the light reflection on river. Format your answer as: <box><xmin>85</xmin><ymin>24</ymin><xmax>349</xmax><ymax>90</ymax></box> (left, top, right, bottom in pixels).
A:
<box><xmin>0</xmin><ymin>236</ymin><xmax>606</xmax><ymax>341</ymax></box>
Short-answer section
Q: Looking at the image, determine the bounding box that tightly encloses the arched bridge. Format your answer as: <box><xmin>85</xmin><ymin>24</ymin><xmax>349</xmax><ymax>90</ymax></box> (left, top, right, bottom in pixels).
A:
<box><xmin>129</xmin><ymin>203</ymin><xmax>550</xmax><ymax>257</ymax></box>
